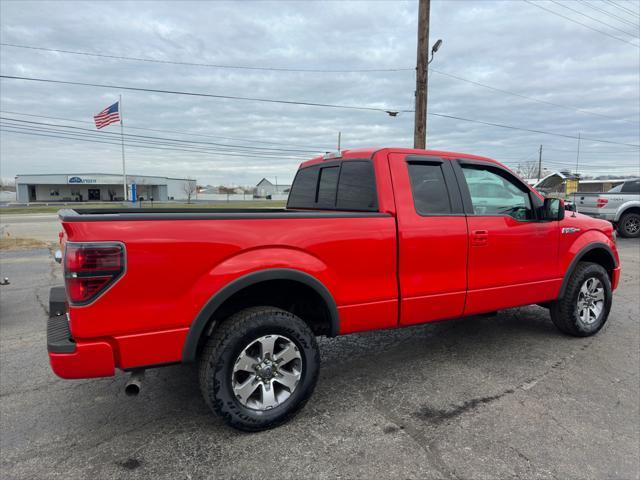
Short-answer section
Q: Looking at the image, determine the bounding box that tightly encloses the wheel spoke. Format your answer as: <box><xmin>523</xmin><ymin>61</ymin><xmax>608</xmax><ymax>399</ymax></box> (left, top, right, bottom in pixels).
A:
<box><xmin>580</xmin><ymin>283</ymin><xmax>590</xmax><ymax>296</ymax></box>
<box><xmin>586</xmin><ymin>278</ymin><xmax>596</xmax><ymax>293</ymax></box>
<box><xmin>260</xmin><ymin>383</ymin><xmax>279</xmax><ymax>408</ymax></box>
<box><xmin>274</xmin><ymin>369</ymin><xmax>300</xmax><ymax>391</ymax></box>
<box><xmin>274</xmin><ymin>344</ymin><xmax>300</xmax><ymax>365</ymax></box>
<box><xmin>233</xmin><ymin>374</ymin><xmax>259</xmax><ymax>400</ymax></box>
<box><xmin>581</xmin><ymin>306</ymin><xmax>590</xmax><ymax>321</ymax></box>
<box><xmin>259</xmin><ymin>335</ymin><xmax>278</xmax><ymax>359</ymax></box>
<box><xmin>234</xmin><ymin>354</ymin><xmax>258</xmax><ymax>373</ymax></box>
<box><xmin>593</xmin><ymin>288</ymin><xmax>605</xmax><ymax>302</ymax></box>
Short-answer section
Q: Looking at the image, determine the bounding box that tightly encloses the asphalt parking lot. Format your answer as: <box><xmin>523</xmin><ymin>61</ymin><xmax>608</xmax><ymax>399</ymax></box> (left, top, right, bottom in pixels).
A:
<box><xmin>1</xmin><ymin>238</ymin><xmax>638</xmax><ymax>479</ymax></box>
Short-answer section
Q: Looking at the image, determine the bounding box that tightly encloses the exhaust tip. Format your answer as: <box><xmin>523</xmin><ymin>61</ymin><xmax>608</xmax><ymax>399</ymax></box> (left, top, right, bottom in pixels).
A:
<box><xmin>124</xmin><ymin>369</ymin><xmax>144</xmax><ymax>396</ymax></box>
<box><xmin>125</xmin><ymin>383</ymin><xmax>140</xmax><ymax>396</ymax></box>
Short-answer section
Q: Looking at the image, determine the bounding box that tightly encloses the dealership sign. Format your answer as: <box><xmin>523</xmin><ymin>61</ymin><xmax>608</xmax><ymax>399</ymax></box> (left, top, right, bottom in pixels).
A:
<box><xmin>68</xmin><ymin>176</ymin><xmax>97</xmax><ymax>184</ymax></box>
<box><xmin>67</xmin><ymin>175</ymin><xmax>125</xmax><ymax>185</ymax></box>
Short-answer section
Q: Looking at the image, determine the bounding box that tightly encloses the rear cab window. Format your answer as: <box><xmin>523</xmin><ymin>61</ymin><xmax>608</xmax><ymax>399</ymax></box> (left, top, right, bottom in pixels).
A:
<box><xmin>287</xmin><ymin>160</ymin><xmax>378</xmax><ymax>211</ymax></box>
<box><xmin>407</xmin><ymin>162</ymin><xmax>452</xmax><ymax>215</ymax></box>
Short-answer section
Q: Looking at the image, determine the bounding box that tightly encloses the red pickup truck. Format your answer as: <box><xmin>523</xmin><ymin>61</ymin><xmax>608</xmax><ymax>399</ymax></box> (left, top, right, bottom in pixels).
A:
<box><xmin>48</xmin><ymin>148</ymin><xmax>621</xmax><ymax>431</ymax></box>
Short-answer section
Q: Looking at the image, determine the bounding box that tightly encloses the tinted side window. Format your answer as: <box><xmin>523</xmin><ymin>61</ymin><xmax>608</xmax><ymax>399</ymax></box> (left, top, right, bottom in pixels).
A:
<box><xmin>336</xmin><ymin>161</ymin><xmax>377</xmax><ymax>211</ymax></box>
<box><xmin>407</xmin><ymin>163</ymin><xmax>452</xmax><ymax>215</ymax></box>
<box><xmin>287</xmin><ymin>166</ymin><xmax>319</xmax><ymax>208</ymax></box>
<box><xmin>621</xmin><ymin>180</ymin><xmax>640</xmax><ymax>193</ymax></box>
<box><xmin>462</xmin><ymin>166</ymin><xmax>533</xmax><ymax>220</ymax></box>
<box><xmin>316</xmin><ymin>166</ymin><xmax>340</xmax><ymax>208</ymax></box>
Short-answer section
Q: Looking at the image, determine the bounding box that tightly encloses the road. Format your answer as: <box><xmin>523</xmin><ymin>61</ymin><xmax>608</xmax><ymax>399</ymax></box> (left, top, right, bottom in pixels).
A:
<box><xmin>0</xmin><ymin>239</ymin><xmax>638</xmax><ymax>479</ymax></box>
<box><xmin>1</xmin><ymin>214</ymin><xmax>60</xmax><ymax>242</ymax></box>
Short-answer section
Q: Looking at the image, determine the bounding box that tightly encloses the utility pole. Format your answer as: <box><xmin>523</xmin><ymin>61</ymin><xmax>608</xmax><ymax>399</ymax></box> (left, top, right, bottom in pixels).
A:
<box><xmin>414</xmin><ymin>0</ymin><xmax>430</xmax><ymax>149</ymax></box>
<box><xmin>337</xmin><ymin>131</ymin><xmax>341</xmax><ymax>151</ymax></box>
<box><xmin>575</xmin><ymin>132</ymin><xmax>581</xmax><ymax>192</ymax></box>
<box><xmin>537</xmin><ymin>144</ymin><xmax>543</xmax><ymax>181</ymax></box>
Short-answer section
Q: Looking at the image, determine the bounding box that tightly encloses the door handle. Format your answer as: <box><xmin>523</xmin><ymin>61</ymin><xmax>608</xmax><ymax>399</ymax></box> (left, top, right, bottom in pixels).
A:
<box><xmin>471</xmin><ymin>230</ymin><xmax>489</xmax><ymax>246</ymax></box>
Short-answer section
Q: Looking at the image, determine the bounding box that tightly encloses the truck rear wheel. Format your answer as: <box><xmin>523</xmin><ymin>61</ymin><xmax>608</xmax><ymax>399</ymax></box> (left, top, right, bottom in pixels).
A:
<box><xmin>199</xmin><ymin>306</ymin><xmax>320</xmax><ymax>431</ymax></box>
<box><xmin>550</xmin><ymin>262</ymin><xmax>612</xmax><ymax>337</ymax></box>
<box><xmin>617</xmin><ymin>212</ymin><xmax>640</xmax><ymax>238</ymax></box>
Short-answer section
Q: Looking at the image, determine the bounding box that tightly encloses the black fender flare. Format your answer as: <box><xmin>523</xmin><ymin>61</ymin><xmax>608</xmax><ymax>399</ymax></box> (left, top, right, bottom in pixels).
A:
<box><xmin>182</xmin><ymin>268</ymin><xmax>339</xmax><ymax>362</ymax></box>
<box><xmin>558</xmin><ymin>242</ymin><xmax>617</xmax><ymax>299</ymax></box>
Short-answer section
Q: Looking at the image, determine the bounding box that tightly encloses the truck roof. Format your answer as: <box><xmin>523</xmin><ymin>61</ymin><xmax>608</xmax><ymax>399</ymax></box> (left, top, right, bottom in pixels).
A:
<box><xmin>299</xmin><ymin>147</ymin><xmax>501</xmax><ymax>169</ymax></box>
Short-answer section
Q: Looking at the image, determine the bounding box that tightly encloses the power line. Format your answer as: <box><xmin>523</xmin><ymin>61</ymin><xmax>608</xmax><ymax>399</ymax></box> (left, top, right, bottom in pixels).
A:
<box><xmin>0</xmin><ymin>74</ymin><xmax>396</xmax><ymax>113</ymax></box>
<box><xmin>0</xmin><ymin>121</ymin><xmax>311</xmax><ymax>159</ymax></box>
<box><xmin>4</xmin><ymin>43</ymin><xmax>637</xmax><ymax>125</ymax></box>
<box><xmin>4</xmin><ymin>121</ymin><xmax>637</xmax><ymax>173</ymax></box>
<box><xmin>548</xmin><ymin>0</ymin><xmax>639</xmax><ymax>37</ymax></box>
<box><xmin>605</xmin><ymin>0</ymin><xmax>640</xmax><ymax>17</ymax></box>
<box><xmin>0</xmin><ymin>43</ymin><xmax>412</xmax><ymax>74</ymax></box>
<box><xmin>522</xmin><ymin>0</ymin><xmax>640</xmax><ymax>47</ymax></box>
<box><xmin>0</xmin><ymin>127</ymin><xmax>307</xmax><ymax>161</ymax></box>
<box><xmin>0</xmin><ymin>110</ymin><xmax>332</xmax><ymax>150</ymax></box>
<box><xmin>2</xmin><ymin>74</ymin><xmax>639</xmax><ymax>147</ymax></box>
<box><xmin>0</xmin><ymin>116</ymin><xmax>318</xmax><ymax>155</ymax></box>
<box><xmin>578</xmin><ymin>1</ymin><xmax>640</xmax><ymax>29</ymax></box>
<box><xmin>430</xmin><ymin>68</ymin><xmax>638</xmax><ymax>124</ymax></box>
<box><xmin>420</xmin><ymin>111</ymin><xmax>640</xmax><ymax>147</ymax></box>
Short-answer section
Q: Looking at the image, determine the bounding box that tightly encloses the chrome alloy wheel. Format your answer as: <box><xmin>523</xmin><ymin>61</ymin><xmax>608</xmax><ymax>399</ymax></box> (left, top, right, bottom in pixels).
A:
<box><xmin>232</xmin><ymin>334</ymin><xmax>302</xmax><ymax>411</ymax></box>
<box><xmin>576</xmin><ymin>277</ymin><xmax>605</xmax><ymax>325</ymax></box>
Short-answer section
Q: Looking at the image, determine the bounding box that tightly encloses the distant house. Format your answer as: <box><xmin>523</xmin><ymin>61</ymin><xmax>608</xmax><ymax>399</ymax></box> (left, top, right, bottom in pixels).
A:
<box><xmin>534</xmin><ymin>171</ymin><xmax>627</xmax><ymax>198</ymax></box>
<box><xmin>255</xmin><ymin>178</ymin><xmax>291</xmax><ymax>197</ymax></box>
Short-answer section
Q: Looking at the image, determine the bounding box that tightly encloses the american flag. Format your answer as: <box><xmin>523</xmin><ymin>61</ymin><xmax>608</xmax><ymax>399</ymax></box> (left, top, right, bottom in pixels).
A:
<box><xmin>94</xmin><ymin>102</ymin><xmax>120</xmax><ymax>129</ymax></box>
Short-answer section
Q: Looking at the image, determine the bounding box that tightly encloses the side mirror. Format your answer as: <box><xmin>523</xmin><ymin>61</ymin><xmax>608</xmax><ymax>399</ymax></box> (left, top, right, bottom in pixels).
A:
<box><xmin>543</xmin><ymin>197</ymin><xmax>564</xmax><ymax>221</ymax></box>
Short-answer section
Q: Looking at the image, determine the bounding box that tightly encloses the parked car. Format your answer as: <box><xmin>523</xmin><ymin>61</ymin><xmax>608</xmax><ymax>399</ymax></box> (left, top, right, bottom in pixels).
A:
<box><xmin>48</xmin><ymin>148</ymin><xmax>621</xmax><ymax>431</ymax></box>
<box><xmin>570</xmin><ymin>178</ymin><xmax>640</xmax><ymax>238</ymax></box>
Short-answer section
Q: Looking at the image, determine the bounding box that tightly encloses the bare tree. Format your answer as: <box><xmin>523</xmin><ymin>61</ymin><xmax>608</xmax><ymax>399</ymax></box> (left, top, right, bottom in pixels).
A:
<box><xmin>183</xmin><ymin>181</ymin><xmax>197</xmax><ymax>204</ymax></box>
<box><xmin>515</xmin><ymin>161</ymin><xmax>540</xmax><ymax>180</ymax></box>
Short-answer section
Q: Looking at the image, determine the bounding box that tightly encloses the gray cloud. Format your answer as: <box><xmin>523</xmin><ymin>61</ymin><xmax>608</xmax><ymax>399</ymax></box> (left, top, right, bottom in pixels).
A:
<box><xmin>1</xmin><ymin>0</ymin><xmax>639</xmax><ymax>186</ymax></box>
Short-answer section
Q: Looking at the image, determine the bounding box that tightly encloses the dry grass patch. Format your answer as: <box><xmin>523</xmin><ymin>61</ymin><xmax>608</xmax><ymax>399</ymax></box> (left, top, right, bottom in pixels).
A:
<box><xmin>0</xmin><ymin>237</ymin><xmax>49</xmax><ymax>250</ymax></box>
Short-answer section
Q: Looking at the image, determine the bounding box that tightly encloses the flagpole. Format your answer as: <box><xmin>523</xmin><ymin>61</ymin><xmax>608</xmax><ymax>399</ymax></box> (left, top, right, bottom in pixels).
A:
<box><xmin>119</xmin><ymin>94</ymin><xmax>127</xmax><ymax>201</ymax></box>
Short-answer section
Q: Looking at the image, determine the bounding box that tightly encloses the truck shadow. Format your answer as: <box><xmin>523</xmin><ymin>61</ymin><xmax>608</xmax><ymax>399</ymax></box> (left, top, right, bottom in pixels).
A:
<box><xmin>138</xmin><ymin>306</ymin><xmax>571</xmax><ymax>424</ymax></box>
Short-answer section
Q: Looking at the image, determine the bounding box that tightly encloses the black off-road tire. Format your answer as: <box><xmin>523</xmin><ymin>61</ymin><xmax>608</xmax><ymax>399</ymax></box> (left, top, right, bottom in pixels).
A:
<box><xmin>550</xmin><ymin>262</ymin><xmax>612</xmax><ymax>337</ymax></box>
<box><xmin>617</xmin><ymin>212</ymin><xmax>640</xmax><ymax>238</ymax></box>
<box><xmin>199</xmin><ymin>306</ymin><xmax>320</xmax><ymax>431</ymax></box>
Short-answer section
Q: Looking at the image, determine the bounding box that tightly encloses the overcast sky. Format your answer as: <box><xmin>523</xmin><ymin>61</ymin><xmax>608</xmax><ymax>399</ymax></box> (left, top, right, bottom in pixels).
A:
<box><xmin>1</xmin><ymin>0</ymin><xmax>639</xmax><ymax>186</ymax></box>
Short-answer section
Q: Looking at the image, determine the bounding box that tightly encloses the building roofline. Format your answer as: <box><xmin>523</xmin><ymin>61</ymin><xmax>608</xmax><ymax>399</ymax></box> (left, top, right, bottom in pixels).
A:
<box><xmin>15</xmin><ymin>173</ymin><xmax>195</xmax><ymax>181</ymax></box>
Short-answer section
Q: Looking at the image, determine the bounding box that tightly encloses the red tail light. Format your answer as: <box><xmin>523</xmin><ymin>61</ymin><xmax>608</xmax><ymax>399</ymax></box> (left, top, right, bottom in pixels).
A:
<box><xmin>596</xmin><ymin>198</ymin><xmax>608</xmax><ymax>208</ymax></box>
<box><xmin>64</xmin><ymin>243</ymin><xmax>125</xmax><ymax>305</ymax></box>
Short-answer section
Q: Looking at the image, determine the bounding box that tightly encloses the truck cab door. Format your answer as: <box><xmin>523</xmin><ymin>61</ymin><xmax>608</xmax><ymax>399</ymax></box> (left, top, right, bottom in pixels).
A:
<box><xmin>388</xmin><ymin>153</ymin><xmax>469</xmax><ymax>326</ymax></box>
<box><xmin>452</xmin><ymin>160</ymin><xmax>560</xmax><ymax>315</ymax></box>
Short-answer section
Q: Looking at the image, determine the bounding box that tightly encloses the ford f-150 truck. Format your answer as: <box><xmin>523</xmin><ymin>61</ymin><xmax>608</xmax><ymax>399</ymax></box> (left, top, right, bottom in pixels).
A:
<box><xmin>48</xmin><ymin>148</ymin><xmax>621</xmax><ymax>431</ymax></box>
<box><xmin>570</xmin><ymin>178</ymin><xmax>640</xmax><ymax>238</ymax></box>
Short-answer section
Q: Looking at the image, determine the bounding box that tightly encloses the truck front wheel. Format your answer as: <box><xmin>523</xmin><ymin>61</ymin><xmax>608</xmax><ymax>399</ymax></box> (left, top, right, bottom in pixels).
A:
<box><xmin>550</xmin><ymin>262</ymin><xmax>612</xmax><ymax>337</ymax></box>
<box><xmin>199</xmin><ymin>306</ymin><xmax>320</xmax><ymax>431</ymax></box>
<box><xmin>617</xmin><ymin>212</ymin><xmax>640</xmax><ymax>238</ymax></box>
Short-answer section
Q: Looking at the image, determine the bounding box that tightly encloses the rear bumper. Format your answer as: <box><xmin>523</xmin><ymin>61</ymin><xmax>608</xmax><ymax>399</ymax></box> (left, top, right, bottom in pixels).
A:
<box><xmin>47</xmin><ymin>288</ymin><xmax>115</xmax><ymax>379</ymax></box>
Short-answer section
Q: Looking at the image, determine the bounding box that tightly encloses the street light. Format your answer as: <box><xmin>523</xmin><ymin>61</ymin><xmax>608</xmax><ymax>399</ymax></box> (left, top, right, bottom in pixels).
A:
<box><xmin>428</xmin><ymin>39</ymin><xmax>443</xmax><ymax>65</ymax></box>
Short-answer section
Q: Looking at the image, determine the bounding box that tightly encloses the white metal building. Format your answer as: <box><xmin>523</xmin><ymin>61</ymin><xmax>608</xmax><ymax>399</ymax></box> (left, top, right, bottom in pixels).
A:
<box><xmin>255</xmin><ymin>178</ymin><xmax>291</xmax><ymax>197</ymax></box>
<box><xmin>15</xmin><ymin>173</ymin><xmax>197</xmax><ymax>203</ymax></box>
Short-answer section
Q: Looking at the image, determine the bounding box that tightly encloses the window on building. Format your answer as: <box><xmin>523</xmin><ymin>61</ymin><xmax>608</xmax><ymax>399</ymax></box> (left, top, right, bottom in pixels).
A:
<box><xmin>49</xmin><ymin>189</ymin><xmax>60</xmax><ymax>196</ymax></box>
<box><xmin>407</xmin><ymin>162</ymin><xmax>452</xmax><ymax>215</ymax></box>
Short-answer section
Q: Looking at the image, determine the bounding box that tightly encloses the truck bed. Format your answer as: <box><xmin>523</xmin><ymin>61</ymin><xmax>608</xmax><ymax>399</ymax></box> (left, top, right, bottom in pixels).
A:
<box><xmin>59</xmin><ymin>208</ymin><xmax>388</xmax><ymax>221</ymax></box>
